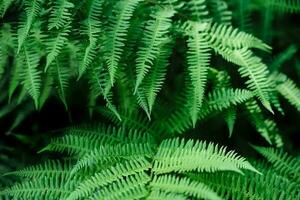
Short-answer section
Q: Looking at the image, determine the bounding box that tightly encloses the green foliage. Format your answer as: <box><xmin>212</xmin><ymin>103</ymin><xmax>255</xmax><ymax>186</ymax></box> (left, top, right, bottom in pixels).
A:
<box><xmin>189</xmin><ymin>146</ymin><xmax>300</xmax><ymax>199</ymax></box>
<box><xmin>2</xmin><ymin>124</ymin><xmax>258</xmax><ymax>200</ymax></box>
<box><xmin>0</xmin><ymin>0</ymin><xmax>300</xmax><ymax>199</ymax></box>
<box><xmin>1</xmin><ymin>0</ymin><xmax>298</xmax><ymax>123</ymax></box>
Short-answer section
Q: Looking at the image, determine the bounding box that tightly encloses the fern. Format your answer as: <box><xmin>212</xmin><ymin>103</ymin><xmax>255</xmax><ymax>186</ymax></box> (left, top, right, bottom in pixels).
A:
<box><xmin>135</xmin><ymin>7</ymin><xmax>175</xmax><ymax>93</ymax></box>
<box><xmin>48</xmin><ymin>0</ymin><xmax>74</xmax><ymax>30</ymax></box>
<box><xmin>104</xmin><ymin>0</ymin><xmax>142</xmax><ymax>85</ymax></box>
<box><xmin>275</xmin><ymin>73</ymin><xmax>300</xmax><ymax>112</ymax></box>
<box><xmin>185</xmin><ymin>22</ymin><xmax>211</xmax><ymax>126</ymax></box>
<box><xmin>19</xmin><ymin>41</ymin><xmax>42</xmax><ymax>109</ymax></box>
<box><xmin>45</xmin><ymin>25</ymin><xmax>71</xmax><ymax>71</ymax></box>
<box><xmin>17</xmin><ymin>0</ymin><xmax>44</xmax><ymax>52</ymax></box>
<box><xmin>3</xmin><ymin>124</ymin><xmax>258</xmax><ymax>200</ymax></box>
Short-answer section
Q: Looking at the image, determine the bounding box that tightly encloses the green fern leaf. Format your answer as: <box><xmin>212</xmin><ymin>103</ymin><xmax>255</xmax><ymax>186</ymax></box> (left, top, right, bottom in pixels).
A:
<box><xmin>45</xmin><ymin>25</ymin><xmax>70</xmax><ymax>71</ymax></box>
<box><xmin>153</xmin><ymin>138</ymin><xmax>258</xmax><ymax>174</ymax></box>
<box><xmin>52</xmin><ymin>59</ymin><xmax>70</xmax><ymax>110</ymax></box>
<box><xmin>17</xmin><ymin>0</ymin><xmax>43</xmax><ymax>52</ymax></box>
<box><xmin>66</xmin><ymin>158</ymin><xmax>150</xmax><ymax>200</ymax></box>
<box><xmin>48</xmin><ymin>0</ymin><xmax>74</xmax><ymax>30</ymax></box>
<box><xmin>276</xmin><ymin>73</ymin><xmax>300</xmax><ymax>112</ymax></box>
<box><xmin>19</xmin><ymin>42</ymin><xmax>42</xmax><ymax>109</ymax></box>
<box><xmin>104</xmin><ymin>0</ymin><xmax>142</xmax><ymax>85</ymax></box>
<box><xmin>134</xmin><ymin>7</ymin><xmax>175</xmax><ymax>93</ymax></box>
<box><xmin>185</xmin><ymin>22</ymin><xmax>211</xmax><ymax>126</ymax></box>
<box><xmin>150</xmin><ymin>175</ymin><xmax>221</xmax><ymax>200</ymax></box>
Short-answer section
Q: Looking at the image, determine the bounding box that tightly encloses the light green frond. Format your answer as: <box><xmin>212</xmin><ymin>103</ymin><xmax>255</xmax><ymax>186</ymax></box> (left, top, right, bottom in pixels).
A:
<box><xmin>78</xmin><ymin>0</ymin><xmax>104</xmax><ymax>78</ymax></box>
<box><xmin>205</xmin><ymin>88</ymin><xmax>253</xmax><ymax>112</ymax></box>
<box><xmin>134</xmin><ymin>7</ymin><xmax>175</xmax><ymax>93</ymax></box>
<box><xmin>48</xmin><ymin>0</ymin><xmax>74</xmax><ymax>30</ymax></box>
<box><xmin>88</xmin><ymin>65</ymin><xmax>121</xmax><ymax>120</ymax></box>
<box><xmin>104</xmin><ymin>0</ymin><xmax>142</xmax><ymax>85</ymax></box>
<box><xmin>91</xmin><ymin>172</ymin><xmax>150</xmax><ymax>200</ymax></box>
<box><xmin>4</xmin><ymin>160</ymin><xmax>73</xmax><ymax>179</ymax></box>
<box><xmin>153</xmin><ymin>138</ymin><xmax>258</xmax><ymax>174</ymax></box>
<box><xmin>63</xmin><ymin>124</ymin><xmax>152</xmax><ymax>144</ymax></box>
<box><xmin>45</xmin><ymin>25</ymin><xmax>70</xmax><ymax>71</ymax></box>
<box><xmin>189</xmin><ymin>168</ymin><xmax>300</xmax><ymax>200</ymax></box>
<box><xmin>2</xmin><ymin>175</ymin><xmax>76</xmax><ymax>199</ymax></box>
<box><xmin>19</xmin><ymin>41</ymin><xmax>42</xmax><ymax>109</ymax></box>
<box><xmin>73</xmin><ymin>143</ymin><xmax>155</xmax><ymax>172</ymax></box>
<box><xmin>137</xmin><ymin>39</ymin><xmax>172</xmax><ymax>114</ymax></box>
<box><xmin>253</xmin><ymin>146</ymin><xmax>300</xmax><ymax>183</ymax></box>
<box><xmin>208</xmin><ymin>23</ymin><xmax>271</xmax><ymax>52</ymax></box>
<box><xmin>275</xmin><ymin>73</ymin><xmax>300</xmax><ymax>112</ymax></box>
<box><xmin>39</xmin><ymin>124</ymin><xmax>151</xmax><ymax>156</ymax></box>
<box><xmin>17</xmin><ymin>0</ymin><xmax>43</xmax><ymax>52</ymax></box>
<box><xmin>38</xmin><ymin>69</ymin><xmax>54</xmax><ymax>109</ymax></box>
<box><xmin>185</xmin><ymin>21</ymin><xmax>211</xmax><ymax>126</ymax></box>
<box><xmin>246</xmin><ymin>100</ymin><xmax>283</xmax><ymax>147</ymax></box>
<box><xmin>218</xmin><ymin>48</ymin><xmax>273</xmax><ymax>112</ymax></box>
<box><xmin>78</xmin><ymin>40</ymin><xmax>98</xmax><ymax>79</ymax></box>
<box><xmin>67</xmin><ymin>158</ymin><xmax>150</xmax><ymax>200</ymax></box>
<box><xmin>150</xmin><ymin>175</ymin><xmax>221</xmax><ymax>200</ymax></box>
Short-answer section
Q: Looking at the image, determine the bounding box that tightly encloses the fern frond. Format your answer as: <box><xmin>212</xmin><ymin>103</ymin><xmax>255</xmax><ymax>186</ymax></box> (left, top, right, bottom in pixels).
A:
<box><xmin>185</xmin><ymin>0</ymin><xmax>210</xmax><ymax>21</ymax></box>
<box><xmin>48</xmin><ymin>0</ymin><xmax>74</xmax><ymax>30</ymax></box>
<box><xmin>246</xmin><ymin>100</ymin><xmax>283</xmax><ymax>147</ymax></box>
<box><xmin>134</xmin><ymin>7</ymin><xmax>175</xmax><ymax>93</ymax></box>
<box><xmin>45</xmin><ymin>25</ymin><xmax>71</xmax><ymax>71</ymax></box>
<box><xmin>78</xmin><ymin>0</ymin><xmax>104</xmax><ymax>78</ymax></box>
<box><xmin>4</xmin><ymin>160</ymin><xmax>73</xmax><ymax>179</ymax></box>
<box><xmin>185</xmin><ymin>22</ymin><xmax>211</xmax><ymax>126</ymax></box>
<box><xmin>208</xmin><ymin>23</ymin><xmax>271</xmax><ymax>52</ymax></box>
<box><xmin>19</xmin><ymin>41</ymin><xmax>42</xmax><ymax>109</ymax></box>
<box><xmin>137</xmin><ymin>39</ymin><xmax>172</xmax><ymax>114</ymax></box>
<box><xmin>153</xmin><ymin>138</ymin><xmax>258</xmax><ymax>174</ymax></box>
<box><xmin>88</xmin><ymin>65</ymin><xmax>121</xmax><ymax>120</ymax></box>
<box><xmin>52</xmin><ymin>59</ymin><xmax>70</xmax><ymax>110</ymax></box>
<box><xmin>2</xmin><ymin>174</ymin><xmax>76</xmax><ymax>199</ymax></box>
<box><xmin>73</xmin><ymin>143</ymin><xmax>155</xmax><ymax>172</ymax></box>
<box><xmin>218</xmin><ymin>48</ymin><xmax>273</xmax><ymax>112</ymax></box>
<box><xmin>190</xmin><ymin>168</ymin><xmax>300</xmax><ymax>200</ymax></box>
<box><xmin>205</xmin><ymin>88</ymin><xmax>253</xmax><ymax>112</ymax></box>
<box><xmin>91</xmin><ymin>172</ymin><xmax>150</xmax><ymax>200</ymax></box>
<box><xmin>17</xmin><ymin>0</ymin><xmax>43</xmax><ymax>52</ymax></box>
<box><xmin>150</xmin><ymin>175</ymin><xmax>221</xmax><ymax>200</ymax></box>
<box><xmin>40</xmin><ymin>125</ymin><xmax>151</xmax><ymax>156</ymax></box>
<box><xmin>253</xmin><ymin>146</ymin><xmax>300</xmax><ymax>182</ymax></box>
<box><xmin>276</xmin><ymin>73</ymin><xmax>300</xmax><ymax>112</ymax></box>
<box><xmin>104</xmin><ymin>0</ymin><xmax>142</xmax><ymax>85</ymax></box>
<box><xmin>67</xmin><ymin>158</ymin><xmax>150</xmax><ymax>200</ymax></box>
<box><xmin>207</xmin><ymin>0</ymin><xmax>232</xmax><ymax>24</ymax></box>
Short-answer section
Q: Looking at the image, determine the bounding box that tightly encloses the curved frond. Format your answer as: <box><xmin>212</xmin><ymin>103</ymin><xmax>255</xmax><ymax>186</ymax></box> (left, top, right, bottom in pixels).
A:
<box><xmin>150</xmin><ymin>175</ymin><xmax>221</xmax><ymax>200</ymax></box>
<box><xmin>104</xmin><ymin>0</ymin><xmax>142</xmax><ymax>85</ymax></box>
<box><xmin>48</xmin><ymin>0</ymin><xmax>74</xmax><ymax>30</ymax></box>
<box><xmin>134</xmin><ymin>7</ymin><xmax>175</xmax><ymax>92</ymax></box>
<box><xmin>153</xmin><ymin>138</ymin><xmax>258</xmax><ymax>174</ymax></box>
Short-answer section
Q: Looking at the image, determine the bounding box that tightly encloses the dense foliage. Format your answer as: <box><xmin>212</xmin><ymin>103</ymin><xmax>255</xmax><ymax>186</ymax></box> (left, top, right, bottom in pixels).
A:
<box><xmin>0</xmin><ymin>0</ymin><xmax>300</xmax><ymax>199</ymax></box>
